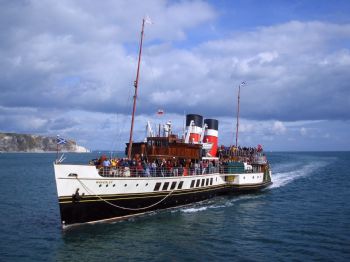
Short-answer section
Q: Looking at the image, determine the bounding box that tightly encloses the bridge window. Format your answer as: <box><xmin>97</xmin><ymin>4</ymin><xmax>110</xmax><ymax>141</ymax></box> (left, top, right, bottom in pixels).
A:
<box><xmin>196</xmin><ymin>180</ymin><xmax>200</xmax><ymax>187</ymax></box>
<box><xmin>177</xmin><ymin>181</ymin><xmax>184</xmax><ymax>189</ymax></box>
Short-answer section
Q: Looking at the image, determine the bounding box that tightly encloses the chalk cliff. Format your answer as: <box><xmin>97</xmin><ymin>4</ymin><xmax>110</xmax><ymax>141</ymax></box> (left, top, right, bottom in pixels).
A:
<box><xmin>0</xmin><ymin>133</ymin><xmax>89</xmax><ymax>152</ymax></box>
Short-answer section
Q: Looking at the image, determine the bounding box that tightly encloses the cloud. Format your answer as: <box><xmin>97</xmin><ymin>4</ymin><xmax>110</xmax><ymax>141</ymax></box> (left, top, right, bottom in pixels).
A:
<box><xmin>300</xmin><ymin>127</ymin><xmax>307</xmax><ymax>136</ymax></box>
<box><xmin>0</xmin><ymin>1</ymin><xmax>349</xmax><ymax>150</ymax></box>
<box><xmin>272</xmin><ymin>121</ymin><xmax>287</xmax><ymax>135</ymax></box>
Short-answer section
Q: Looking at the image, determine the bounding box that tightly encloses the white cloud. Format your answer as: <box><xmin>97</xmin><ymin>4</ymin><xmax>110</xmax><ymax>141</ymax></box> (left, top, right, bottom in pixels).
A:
<box><xmin>1</xmin><ymin>1</ymin><xmax>350</xmax><ymax>150</ymax></box>
<box><xmin>272</xmin><ymin>121</ymin><xmax>287</xmax><ymax>135</ymax></box>
<box><xmin>300</xmin><ymin>127</ymin><xmax>307</xmax><ymax>136</ymax></box>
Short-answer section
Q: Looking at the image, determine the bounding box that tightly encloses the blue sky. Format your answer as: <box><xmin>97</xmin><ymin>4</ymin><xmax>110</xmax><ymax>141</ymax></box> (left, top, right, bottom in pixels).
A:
<box><xmin>0</xmin><ymin>0</ymin><xmax>349</xmax><ymax>151</ymax></box>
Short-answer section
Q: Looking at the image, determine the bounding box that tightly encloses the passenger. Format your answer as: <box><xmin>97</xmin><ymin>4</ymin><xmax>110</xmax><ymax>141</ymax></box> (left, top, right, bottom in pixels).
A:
<box><xmin>166</xmin><ymin>161</ymin><xmax>173</xmax><ymax>176</ymax></box>
<box><xmin>102</xmin><ymin>158</ymin><xmax>111</xmax><ymax>167</ymax></box>
<box><xmin>195</xmin><ymin>161</ymin><xmax>200</xmax><ymax>175</ymax></box>
<box><xmin>178</xmin><ymin>164</ymin><xmax>184</xmax><ymax>176</ymax></box>
<box><xmin>172</xmin><ymin>161</ymin><xmax>178</xmax><ymax>176</ymax></box>
<box><xmin>136</xmin><ymin>161</ymin><xmax>143</xmax><ymax>176</ymax></box>
<box><xmin>202</xmin><ymin>160</ymin><xmax>208</xmax><ymax>174</ymax></box>
<box><xmin>209</xmin><ymin>160</ymin><xmax>214</xmax><ymax>174</ymax></box>
<box><xmin>102</xmin><ymin>157</ymin><xmax>111</xmax><ymax>176</ymax></box>
<box><xmin>144</xmin><ymin>161</ymin><xmax>151</xmax><ymax>177</ymax></box>
<box><xmin>151</xmin><ymin>161</ymin><xmax>157</xmax><ymax>176</ymax></box>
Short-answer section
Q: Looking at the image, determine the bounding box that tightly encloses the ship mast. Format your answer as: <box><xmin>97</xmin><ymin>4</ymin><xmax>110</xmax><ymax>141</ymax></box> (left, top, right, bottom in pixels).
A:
<box><xmin>127</xmin><ymin>18</ymin><xmax>146</xmax><ymax>159</ymax></box>
<box><xmin>235</xmin><ymin>81</ymin><xmax>246</xmax><ymax>147</ymax></box>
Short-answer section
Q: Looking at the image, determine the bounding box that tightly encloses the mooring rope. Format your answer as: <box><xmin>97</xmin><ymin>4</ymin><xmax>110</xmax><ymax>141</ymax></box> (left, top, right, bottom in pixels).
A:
<box><xmin>75</xmin><ymin>177</ymin><xmax>176</xmax><ymax>211</ymax></box>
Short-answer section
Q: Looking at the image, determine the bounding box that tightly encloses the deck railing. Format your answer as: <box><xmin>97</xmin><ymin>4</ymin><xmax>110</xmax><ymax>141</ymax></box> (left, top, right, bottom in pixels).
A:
<box><xmin>97</xmin><ymin>165</ymin><xmax>254</xmax><ymax>178</ymax></box>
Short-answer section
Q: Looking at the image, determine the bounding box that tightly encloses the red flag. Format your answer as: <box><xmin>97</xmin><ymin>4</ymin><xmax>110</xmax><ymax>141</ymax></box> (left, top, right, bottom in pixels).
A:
<box><xmin>157</xmin><ymin>109</ymin><xmax>164</xmax><ymax>115</ymax></box>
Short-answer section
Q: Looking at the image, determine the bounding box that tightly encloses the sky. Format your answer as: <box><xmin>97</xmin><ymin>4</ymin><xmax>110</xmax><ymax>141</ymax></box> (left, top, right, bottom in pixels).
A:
<box><xmin>1</xmin><ymin>0</ymin><xmax>350</xmax><ymax>151</ymax></box>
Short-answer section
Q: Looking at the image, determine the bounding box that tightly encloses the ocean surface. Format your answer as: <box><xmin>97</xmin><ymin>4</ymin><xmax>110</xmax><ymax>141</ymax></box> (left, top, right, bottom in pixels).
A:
<box><xmin>0</xmin><ymin>152</ymin><xmax>349</xmax><ymax>261</ymax></box>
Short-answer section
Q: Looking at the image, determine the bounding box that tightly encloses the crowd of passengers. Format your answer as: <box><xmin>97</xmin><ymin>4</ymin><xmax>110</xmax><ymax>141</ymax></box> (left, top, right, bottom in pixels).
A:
<box><xmin>91</xmin><ymin>156</ymin><xmax>221</xmax><ymax>177</ymax></box>
<box><xmin>218</xmin><ymin>145</ymin><xmax>263</xmax><ymax>158</ymax></box>
<box><xmin>90</xmin><ymin>145</ymin><xmax>265</xmax><ymax>177</ymax></box>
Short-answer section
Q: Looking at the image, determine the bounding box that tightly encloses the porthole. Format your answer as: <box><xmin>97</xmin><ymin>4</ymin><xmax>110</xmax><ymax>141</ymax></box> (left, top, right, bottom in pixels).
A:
<box><xmin>216</xmin><ymin>177</ymin><xmax>217</xmax><ymax>181</ymax></box>
<box><xmin>99</xmin><ymin>184</ymin><xmax>102</xmax><ymax>187</ymax></box>
<box><xmin>243</xmin><ymin>177</ymin><xmax>245</xmax><ymax>179</ymax></box>
<box><xmin>113</xmin><ymin>184</ymin><xmax>116</xmax><ymax>187</ymax></box>
<box><xmin>146</xmin><ymin>183</ymin><xmax>148</xmax><ymax>186</ymax></box>
<box><xmin>253</xmin><ymin>176</ymin><xmax>254</xmax><ymax>179</ymax></box>
<box><xmin>136</xmin><ymin>184</ymin><xmax>139</xmax><ymax>187</ymax></box>
<box><xmin>124</xmin><ymin>184</ymin><xmax>127</xmax><ymax>187</ymax></box>
<box><xmin>106</xmin><ymin>184</ymin><xmax>108</xmax><ymax>187</ymax></box>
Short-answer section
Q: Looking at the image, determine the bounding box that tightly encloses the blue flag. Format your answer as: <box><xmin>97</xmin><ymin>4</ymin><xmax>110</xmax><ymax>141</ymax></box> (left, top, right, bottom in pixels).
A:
<box><xmin>57</xmin><ymin>137</ymin><xmax>67</xmax><ymax>145</ymax></box>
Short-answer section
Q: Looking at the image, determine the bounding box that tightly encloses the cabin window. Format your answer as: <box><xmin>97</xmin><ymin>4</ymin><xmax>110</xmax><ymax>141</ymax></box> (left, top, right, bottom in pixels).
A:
<box><xmin>190</xmin><ymin>180</ymin><xmax>195</xmax><ymax>188</ymax></box>
<box><xmin>210</xmin><ymin>178</ymin><xmax>213</xmax><ymax>185</ymax></box>
<box><xmin>154</xmin><ymin>182</ymin><xmax>161</xmax><ymax>191</ymax></box>
<box><xmin>201</xmin><ymin>179</ymin><xmax>205</xmax><ymax>187</ymax></box>
<box><xmin>162</xmin><ymin>182</ymin><xmax>170</xmax><ymax>191</ymax></box>
<box><xmin>177</xmin><ymin>181</ymin><xmax>184</xmax><ymax>189</ymax></box>
<box><xmin>206</xmin><ymin>178</ymin><xmax>209</xmax><ymax>186</ymax></box>
<box><xmin>170</xmin><ymin>181</ymin><xmax>177</xmax><ymax>190</ymax></box>
<box><xmin>196</xmin><ymin>180</ymin><xmax>200</xmax><ymax>187</ymax></box>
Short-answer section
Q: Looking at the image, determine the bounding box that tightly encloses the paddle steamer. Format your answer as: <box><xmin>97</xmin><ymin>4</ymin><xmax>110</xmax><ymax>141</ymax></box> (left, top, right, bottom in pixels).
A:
<box><xmin>53</xmin><ymin>19</ymin><xmax>272</xmax><ymax>228</ymax></box>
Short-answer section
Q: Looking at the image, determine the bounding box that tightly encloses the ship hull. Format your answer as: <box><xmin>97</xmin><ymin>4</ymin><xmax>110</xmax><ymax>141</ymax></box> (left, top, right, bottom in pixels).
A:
<box><xmin>54</xmin><ymin>164</ymin><xmax>272</xmax><ymax>228</ymax></box>
<box><xmin>59</xmin><ymin>185</ymin><xmax>230</xmax><ymax>227</ymax></box>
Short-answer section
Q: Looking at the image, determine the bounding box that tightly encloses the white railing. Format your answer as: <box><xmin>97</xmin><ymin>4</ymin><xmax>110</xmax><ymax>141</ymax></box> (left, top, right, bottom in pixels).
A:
<box><xmin>97</xmin><ymin>165</ymin><xmax>256</xmax><ymax>178</ymax></box>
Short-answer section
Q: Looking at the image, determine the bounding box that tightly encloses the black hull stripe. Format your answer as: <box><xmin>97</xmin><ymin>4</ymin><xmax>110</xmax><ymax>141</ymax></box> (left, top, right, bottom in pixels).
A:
<box><xmin>63</xmin><ymin>202</ymin><xmax>207</xmax><ymax>229</ymax></box>
<box><xmin>59</xmin><ymin>186</ymin><xmax>230</xmax><ymax>226</ymax></box>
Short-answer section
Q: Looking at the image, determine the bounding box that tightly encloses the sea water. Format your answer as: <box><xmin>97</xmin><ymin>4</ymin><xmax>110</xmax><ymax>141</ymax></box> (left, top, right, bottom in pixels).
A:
<box><xmin>0</xmin><ymin>152</ymin><xmax>349</xmax><ymax>261</ymax></box>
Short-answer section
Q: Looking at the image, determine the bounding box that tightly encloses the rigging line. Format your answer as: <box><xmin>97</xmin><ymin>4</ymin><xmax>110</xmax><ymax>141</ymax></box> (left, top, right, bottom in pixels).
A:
<box><xmin>75</xmin><ymin>177</ymin><xmax>176</xmax><ymax>211</ymax></box>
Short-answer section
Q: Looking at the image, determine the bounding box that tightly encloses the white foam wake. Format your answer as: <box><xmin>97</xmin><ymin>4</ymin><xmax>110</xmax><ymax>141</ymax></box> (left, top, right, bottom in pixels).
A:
<box><xmin>180</xmin><ymin>195</ymin><xmax>261</xmax><ymax>213</ymax></box>
<box><xmin>270</xmin><ymin>161</ymin><xmax>328</xmax><ymax>189</ymax></box>
<box><xmin>179</xmin><ymin>159</ymin><xmax>331</xmax><ymax>213</ymax></box>
<box><xmin>181</xmin><ymin>207</ymin><xmax>208</xmax><ymax>213</ymax></box>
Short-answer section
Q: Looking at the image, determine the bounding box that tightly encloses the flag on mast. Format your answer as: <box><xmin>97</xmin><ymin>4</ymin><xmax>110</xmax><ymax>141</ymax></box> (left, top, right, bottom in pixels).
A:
<box><xmin>145</xmin><ymin>15</ymin><xmax>153</xmax><ymax>25</ymax></box>
<box><xmin>157</xmin><ymin>109</ymin><xmax>164</xmax><ymax>116</ymax></box>
<box><xmin>56</xmin><ymin>136</ymin><xmax>67</xmax><ymax>145</ymax></box>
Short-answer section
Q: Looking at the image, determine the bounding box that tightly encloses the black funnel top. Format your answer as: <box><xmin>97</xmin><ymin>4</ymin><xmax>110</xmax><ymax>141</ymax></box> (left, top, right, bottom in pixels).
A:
<box><xmin>186</xmin><ymin>114</ymin><xmax>203</xmax><ymax>127</ymax></box>
<box><xmin>204</xmin><ymin>119</ymin><xmax>218</xmax><ymax>130</ymax></box>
